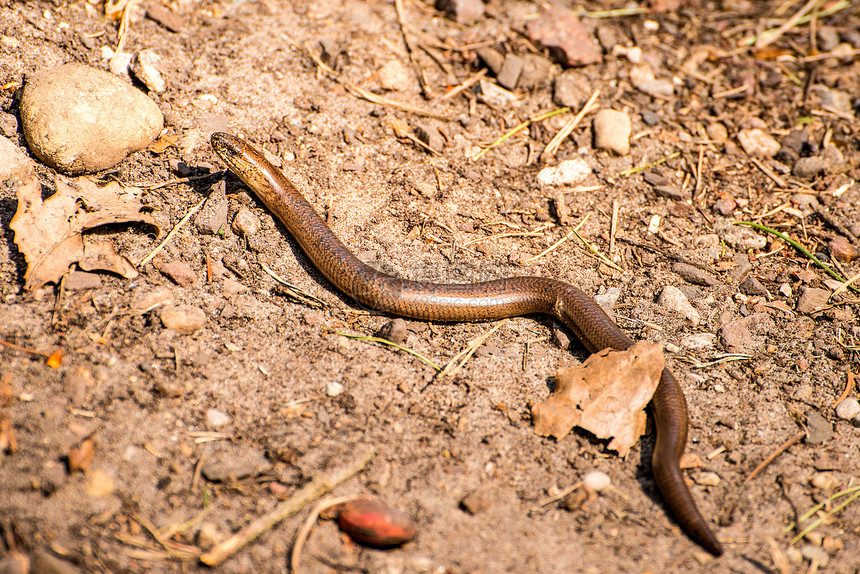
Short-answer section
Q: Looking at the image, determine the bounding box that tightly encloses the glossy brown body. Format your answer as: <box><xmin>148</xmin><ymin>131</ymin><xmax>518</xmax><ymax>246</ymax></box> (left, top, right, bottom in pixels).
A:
<box><xmin>211</xmin><ymin>132</ymin><xmax>723</xmax><ymax>555</ymax></box>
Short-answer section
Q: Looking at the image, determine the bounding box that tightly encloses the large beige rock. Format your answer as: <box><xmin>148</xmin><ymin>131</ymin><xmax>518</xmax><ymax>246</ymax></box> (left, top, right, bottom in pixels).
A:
<box><xmin>20</xmin><ymin>63</ymin><xmax>163</xmax><ymax>174</ymax></box>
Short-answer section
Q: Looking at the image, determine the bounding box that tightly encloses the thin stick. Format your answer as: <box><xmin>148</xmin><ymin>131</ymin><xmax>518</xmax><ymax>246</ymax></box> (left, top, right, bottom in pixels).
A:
<box><xmin>609</xmin><ymin>199</ymin><xmax>619</xmax><ymax>255</ymax></box>
<box><xmin>543</xmin><ymin>90</ymin><xmax>600</xmax><ymax>158</ymax></box>
<box><xmin>523</xmin><ymin>228</ymin><xmax>576</xmax><ymax>264</ymax></box>
<box><xmin>744</xmin><ymin>430</ymin><xmax>804</xmax><ymax>483</ymax></box>
<box><xmin>394</xmin><ymin>0</ymin><xmax>431</xmax><ymax>98</ymax></box>
<box><xmin>0</xmin><ymin>339</ymin><xmax>51</xmax><ymax>358</ymax></box>
<box><xmin>138</xmin><ymin>198</ymin><xmax>205</xmax><ymax>267</ymax></box>
<box><xmin>291</xmin><ymin>495</ymin><xmax>360</xmax><ymax>574</ymax></box>
<box><xmin>439</xmin><ymin>68</ymin><xmax>487</xmax><ymax>101</ymax></box>
<box><xmin>538</xmin><ymin>481</ymin><xmax>583</xmax><ymax>506</ymax></box>
<box><xmin>305</xmin><ymin>43</ymin><xmax>446</xmax><ymax>120</ymax></box>
<box><xmin>831</xmin><ymin>371</ymin><xmax>855</xmax><ymax>408</ymax></box>
<box><xmin>200</xmin><ymin>448</ymin><xmax>375</xmax><ymax>566</ymax></box>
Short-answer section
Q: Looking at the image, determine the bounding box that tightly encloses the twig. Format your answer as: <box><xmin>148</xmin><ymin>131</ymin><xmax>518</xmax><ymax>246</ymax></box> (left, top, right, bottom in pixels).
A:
<box><xmin>538</xmin><ymin>481</ymin><xmax>583</xmax><ymax>507</ymax></box>
<box><xmin>291</xmin><ymin>495</ymin><xmax>360</xmax><ymax>574</ymax></box>
<box><xmin>543</xmin><ymin>90</ymin><xmax>600</xmax><ymax>158</ymax></box>
<box><xmin>733</xmin><ymin>221</ymin><xmax>860</xmax><ymax>294</ymax></box>
<box><xmin>523</xmin><ymin>229</ymin><xmax>576</xmax><ymax>264</ymax></box>
<box><xmin>138</xmin><ymin>198</ymin><xmax>205</xmax><ymax>267</ymax></box>
<box><xmin>439</xmin><ymin>68</ymin><xmax>487</xmax><ymax>101</ymax></box>
<box><xmin>750</xmin><ymin>158</ymin><xmax>787</xmax><ymax>188</ymax></box>
<box><xmin>744</xmin><ymin>430</ymin><xmax>804</xmax><ymax>483</ymax></box>
<box><xmin>609</xmin><ymin>199</ymin><xmax>619</xmax><ymax>255</ymax></box>
<box><xmin>394</xmin><ymin>0</ymin><xmax>431</xmax><ymax>98</ymax></box>
<box><xmin>331</xmin><ymin>331</ymin><xmax>441</xmax><ymax>371</ymax></box>
<box><xmin>200</xmin><ymin>448</ymin><xmax>375</xmax><ymax>566</ymax></box>
<box><xmin>831</xmin><ymin>371</ymin><xmax>855</xmax><ymax>408</ymax></box>
<box><xmin>305</xmin><ymin>43</ymin><xmax>446</xmax><ymax>120</ymax></box>
<box><xmin>742</xmin><ymin>0</ymin><xmax>850</xmax><ymax>47</ymax></box>
<box><xmin>142</xmin><ymin>172</ymin><xmax>222</xmax><ymax>191</ymax></box>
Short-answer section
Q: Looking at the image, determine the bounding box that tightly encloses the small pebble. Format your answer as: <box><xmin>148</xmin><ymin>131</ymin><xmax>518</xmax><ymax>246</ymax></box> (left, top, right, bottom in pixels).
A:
<box><xmin>553</xmin><ymin>71</ymin><xmax>591</xmax><ymax>107</ymax></box>
<box><xmin>414</xmin><ymin>123</ymin><xmax>444</xmax><ymax>153</ymax></box>
<box><xmin>518</xmin><ymin>54</ymin><xmax>552</xmax><ymax>89</ymax></box>
<box><xmin>793</xmin><ymin>156</ymin><xmax>828</xmax><ymax>179</ymax></box>
<box><xmin>134</xmin><ymin>286</ymin><xmax>174</xmax><ymax>313</ymax></box>
<box><xmin>739</xmin><ymin>276</ymin><xmax>768</xmax><ymax>296</ymax></box>
<box><xmin>378</xmin><ymin>318</ymin><xmax>409</xmax><ymax>345</ymax></box>
<box><xmin>206</xmin><ymin>408</ymin><xmax>231</xmax><ymax>428</ymax></box>
<box><xmin>706</xmin><ymin>122</ymin><xmax>728</xmax><ymax>142</ymax></box>
<box><xmin>653</xmin><ymin>185</ymin><xmax>683</xmax><ymax>201</ymax></box>
<box><xmin>160</xmin><ymin>304</ymin><xmax>206</xmax><ymax>334</ymax></box>
<box><xmin>810</xmin><ymin>472</ymin><xmax>841</xmax><ymax>490</ymax></box>
<box><xmin>200</xmin><ymin>443</ymin><xmax>272</xmax><ymax>481</ymax></box>
<box><xmin>475</xmin><ymin>47</ymin><xmax>504</xmax><ymax>75</ymax></box>
<box><xmin>197</xmin><ymin>522</ymin><xmax>225</xmax><ymax>549</ymax></box>
<box><xmin>460</xmin><ymin>491</ymin><xmax>492</xmax><ymax>515</ymax></box>
<box><xmin>658</xmin><ymin>285</ymin><xmax>700</xmax><ymax>325</ymax></box>
<box><xmin>835</xmin><ymin>398</ymin><xmax>860</xmax><ymax>420</ymax></box>
<box><xmin>326</xmin><ymin>382</ymin><xmax>344</xmax><ymax>397</ymax></box>
<box><xmin>496</xmin><ymin>54</ymin><xmax>524</xmax><ymax>90</ymax></box>
<box><xmin>640</xmin><ymin>110</ymin><xmax>660</xmax><ymax>126</ymax></box>
<box><xmin>805</xmin><ymin>411</ymin><xmax>833</xmax><ymax>445</ymax></box>
<box><xmin>158</xmin><ymin>260</ymin><xmax>196</xmax><ymax>286</ymax></box>
<box><xmin>692</xmin><ymin>471</ymin><xmax>720</xmax><ymax>487</ymax></box>
<box><xmin>718</xmin><ymin>223</ymin><xmax>767</xmax><ymax>251</ymax></box>
<box><xmin>680</xmin><ymin>333</ymin><xmax>716</xmax><ymax>350</ymax></box>
<box><xmin>87</xmin><ymin>469</ymin><xmax>115</xmax><ymax>497</ymax></box>
<box><xmin>592</xmin><ymin>109</ymin><xmax>631</xmax><ymax>156</ymax></box>
<box><xmin>778</xmin><ymin>283</ymin><xmax>792</xmax><ymax>297</ymax></box>
<box><xmin>477</xmin><ymin>80</ymin><xmax>518</xmax><ymax>108</ymax></box>
<box><xmin>828</xmin><ymin>236</ymin><xmax>857</xmax><ymax>263</ymax></box>
<box><xmin>435</xmin><ymin>0</ymin><xmax>483</xmax><ymax>23</ymax></box>
<box><xmin>737</xmin><ymin>128</ymin><xmax>780</xmax><ymax>157</ymax></box>
<box><xmin>131</xmin><ymin>49</ymin><xmax>166</xmax><ymax>93</ymax></box>
<box><xmin>672</xmin><ymin>262</ymin><xmax>719</xmax><ymax>287</ymax></box>
<box><xmin>63</xmin><ymin>270</ymin><xmax>102</xmax><ymax>290</ymax></box>
<box><xmin>800</xmin><ymin>545</ymin><xmax>829</xmax><ymax>567</ymax></box>
<box><xmin>526</xmin><ymin>7</ymin><xmax>602</xmax><ymax>67</ymax></box>
<box><xmin>637</xmin><ymin>79</ymin><xmax>674</xmax><ymax>97</ymax></box>
<box><xmin>377</xmin><ymin>60</ymin><xmax>411</xmax><ymax>91</ymax></box>
<box><xmin>19</xmin><ymin>63</ymin><xmax>163</xmax><ymax>174</ymax></box>
<box><xmin>583</xmin><ymin>470</ymin><xmax>611</xmax><ymax>492</ymax></box>
<box><xmin>536</xmin><ymin>159</ymin><xmax>591</xmax><ymax>186</ymax></box>
<box><xmin>720</xmin><ymin>313</ymin><xmax>767</xmax><ymax>353</ymax></box>
<box><xmin>232</xmin><ymin>207</ymin><xmax>261</xmax><ymax>236</ymax></box>
<box><xmin>146</xmin><ymin>4</ymin><xmax>183</xmax><ymax>32</ymax></box>
<box><xmin>0</xmin><ymin>136</ymin><xmax>34</xmax><ymax>182</ymax></box>
<box><xmin>796</xmin><ymin>287</ymin><xmax>829</xmax><ymax>314</ymax></box>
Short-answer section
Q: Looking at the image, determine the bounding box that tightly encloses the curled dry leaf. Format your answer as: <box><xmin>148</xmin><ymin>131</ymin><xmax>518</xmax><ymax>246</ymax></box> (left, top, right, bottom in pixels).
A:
<box><xmin>337</xmin><ymin>498</ymin><xmax>417</xmax><ymax>548</ymax></box>
<box><xmin>10</xmin><ymin>174</ymin><xmax>160</xmax><ymax>290</ymax></box>
<box><xmin>531</xmin><ymin>341</ymin><xmax>664</xmax><ymax>457</ymax></box>
<box><xmin>68</xmin><ymin>437</ymin><xmax>95</xmax><ymax>473</ymax></box>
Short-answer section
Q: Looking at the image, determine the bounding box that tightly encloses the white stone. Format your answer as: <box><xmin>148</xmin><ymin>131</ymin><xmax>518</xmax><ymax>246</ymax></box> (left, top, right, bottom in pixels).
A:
<box><xmin>583</xmin><ymin>470</ymin><xmax>611</xmax><ymax>492</ymax></box>
<box><xmin>835</xmin><ymin>398</ymin><xmax>860</xmax><ymax>420</ymax></box>
<box><xmin>737</xmin><ymin>128</ymin><xmax>780</xmax><ymax>157</ymax></box>
<box><xmin>592</xmin><ymin>109</ymin><xmax>631</xmax><ymax>156</ymax></box>
<box><xmin>658</xmin><ymin>285</ymin><xmax>701</xmax><ymax>325</ymax></box>
<box><xmin>536</xmin><ymin>159</ymin><xmax>591</xmax><ymax>186</ymax></box>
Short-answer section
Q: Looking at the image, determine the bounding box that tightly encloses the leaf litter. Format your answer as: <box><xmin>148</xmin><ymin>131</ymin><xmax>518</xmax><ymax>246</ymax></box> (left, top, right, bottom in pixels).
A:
<box><xmin>10</xmin><ymin>173</ymin><xmax>160</xmax><ymax>290</ymax></box>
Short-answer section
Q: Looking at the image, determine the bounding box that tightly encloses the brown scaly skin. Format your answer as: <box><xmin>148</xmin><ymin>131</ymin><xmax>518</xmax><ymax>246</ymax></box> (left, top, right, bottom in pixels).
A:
<box><xmin>211</xmin><ymin>132</ymin><xmax>724</xmax><ymax>555</ymax></box>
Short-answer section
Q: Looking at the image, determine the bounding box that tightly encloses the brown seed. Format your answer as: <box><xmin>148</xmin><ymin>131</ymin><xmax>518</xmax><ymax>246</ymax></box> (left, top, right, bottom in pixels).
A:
<box><xmin>337</xmin><ymin>498</ymin><xmax>416</xmax><ymax>548</ymax></box>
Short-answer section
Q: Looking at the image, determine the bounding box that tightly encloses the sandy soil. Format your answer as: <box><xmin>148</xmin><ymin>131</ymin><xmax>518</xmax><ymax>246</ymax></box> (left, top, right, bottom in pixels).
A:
<box><xmin>1</xmin><ymin>1</ymin><xmax>859</xmax><ymax>573</ymax></box>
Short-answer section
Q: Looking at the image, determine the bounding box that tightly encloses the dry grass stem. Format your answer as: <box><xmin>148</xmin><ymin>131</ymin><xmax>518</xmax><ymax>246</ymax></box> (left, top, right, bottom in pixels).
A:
<box><xmin>831</xmin><ymin>371</ymin><xmax>855</xmax><ymax>408</ymax></box>
<box><xmin>200</xmin><ymin>448</ymin><xmax>375</xmax><ymax>566</ymax></box>
<box><xmin>440</xmin><ymin>68</ymin><xmax>487</xmax><ymax>101</ymax></box>
<box><xmin>331</xmin><ymin>331</ymin><xmax>441</xmax><ymax>371</ymax></box>
<box><xmin>473</xmin><ymin>107</ymin><xmax>571</xmax><ymax>161</ymax></box>
<box><xmin>439</xmin><ymin>320</ymin><xmax>508</xmax><ymax>378</ymax></box>
<box><xmin>619</xmin><ymin>151</ymin><xmax>680</xmax><ymax>176</ymax></box>
<box><xmin>138</xmin><ymin>198</ymin><xmax>204</xmax><ymax>268</ymax></box>
<box><xmin>543</xmin><ymin>89</ymin><xmax>600</xmax><ymax>158</ymax></box>
<box><xmin>305</xmin><ymin>43</ymin><xmax>446</xmax><ymax>119</ymax></box>
<box><xmin>261</xmin><ymin>262</ymin><xmax>327</xmax><ymax>309</ymax></box>
<box><xmin>750</xmin><ymin>158</ymin><xmax>788</xmax><ymax>188</ymax></box>
<box><xmin>538</xmin><ymin>481</ymin><xmax>583</xmax><ymax>506</ymax></box>
<box><xmin>394</xmin><ymin>0</ymin><xmax>431</xmax><ymax>98</ymax></box>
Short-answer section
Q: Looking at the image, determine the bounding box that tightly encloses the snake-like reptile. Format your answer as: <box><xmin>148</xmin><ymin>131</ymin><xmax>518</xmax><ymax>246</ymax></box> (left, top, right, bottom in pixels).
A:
<box><xmin>210</xmin><ymin>132</ymin><xmax>723</xmax><ymax>555</ymax></box>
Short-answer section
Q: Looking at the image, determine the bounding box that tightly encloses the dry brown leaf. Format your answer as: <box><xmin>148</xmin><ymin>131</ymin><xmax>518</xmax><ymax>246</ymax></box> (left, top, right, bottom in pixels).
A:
<box><xmin>531</xmin><ymin>341</ymin><xmax>664</xmax><ymax>457</ymax></box>
<box><xmin>10</xmin><ymin>174</ymin><xmax>159</xmax><ymax>290</ymax></box>
<box><xmin>68</xmin><ymin>437</ymin><xmax>95</xmax><ymax>473</ymax></box>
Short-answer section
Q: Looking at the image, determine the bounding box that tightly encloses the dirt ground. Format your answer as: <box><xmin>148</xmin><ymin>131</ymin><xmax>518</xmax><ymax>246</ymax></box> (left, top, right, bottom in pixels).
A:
<box><xmin>2</xmin><ymin>0</ymin><xmax>860</xmax><ymax>572</ymax></box>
